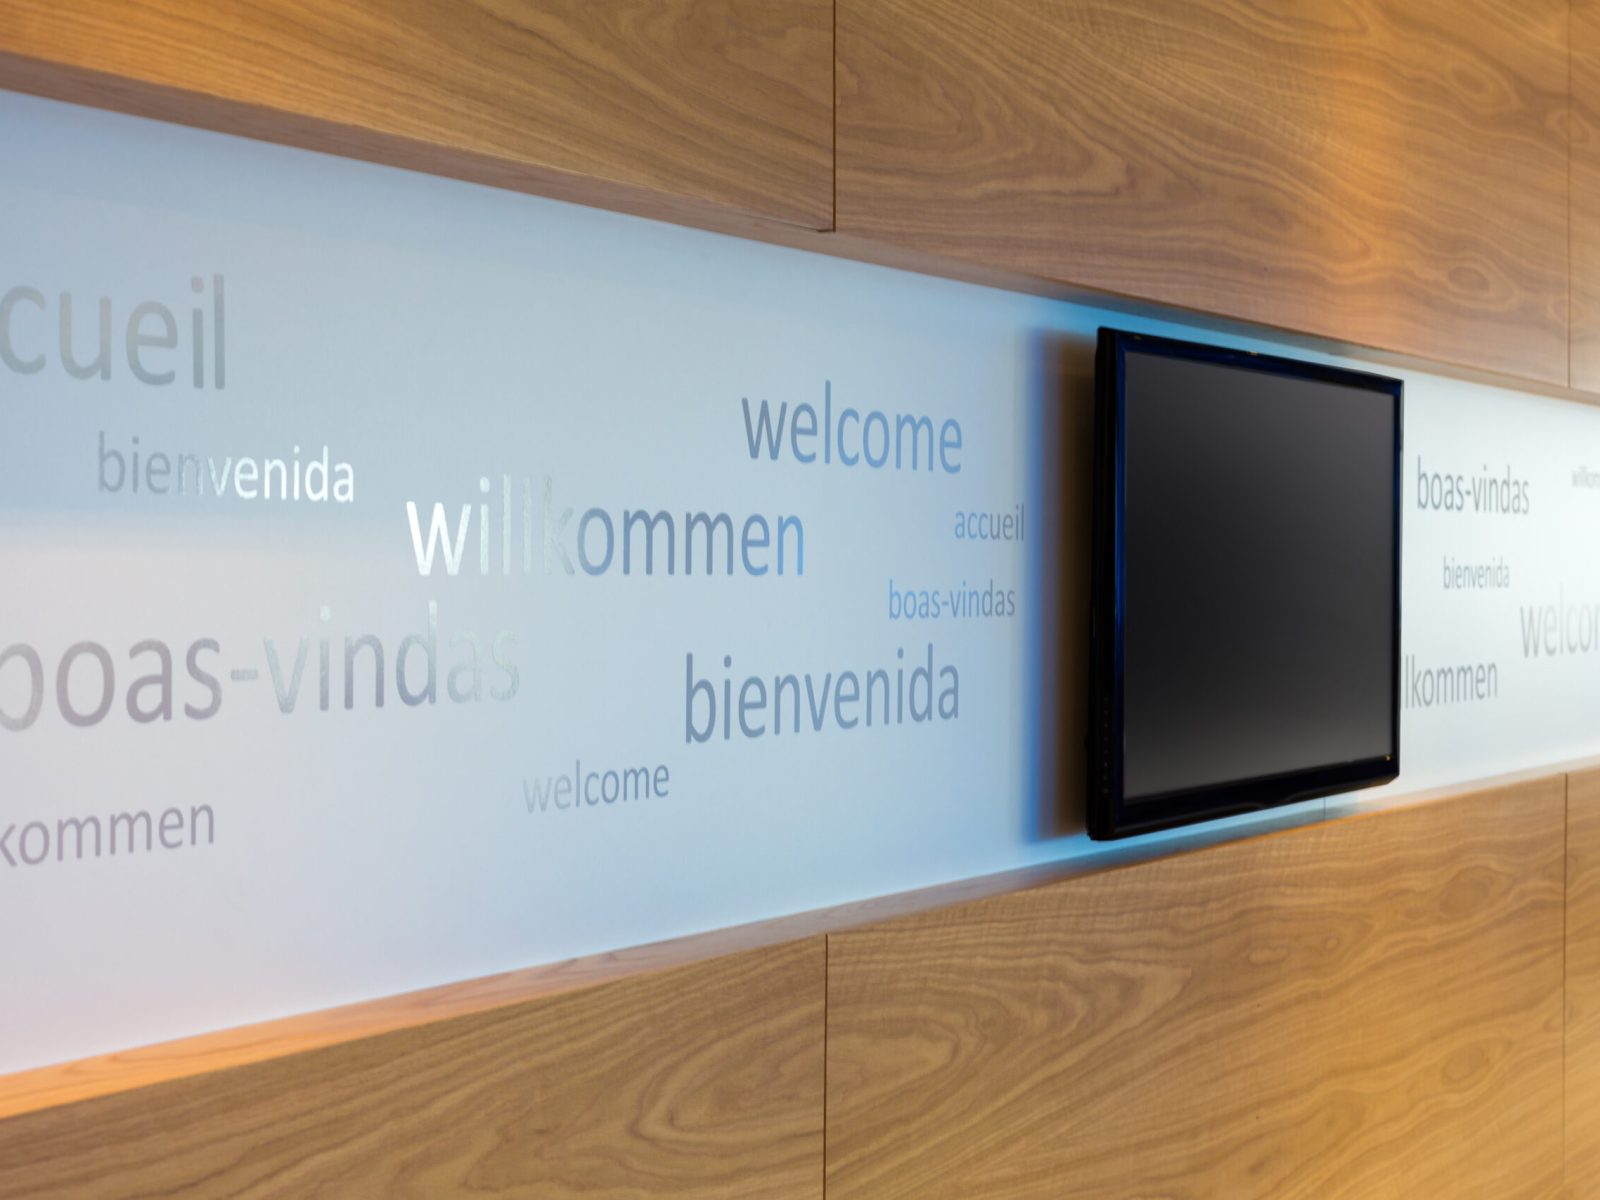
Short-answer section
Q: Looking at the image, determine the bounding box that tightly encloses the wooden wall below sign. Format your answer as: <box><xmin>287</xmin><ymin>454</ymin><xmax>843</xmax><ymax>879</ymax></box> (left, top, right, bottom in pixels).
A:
<box><xmin>1569</xmin><ymin>767</ymin><xmax>1600</xmax><ymax>1197</ymax></box>
<box><xmin>2</xmin><ymin>768</ymin><xmax>1595</xmax><ymax>1198</ymax></box>
<box><xmin>0</xmin><ymin>939</ymin><xmax>826</xmax><ymax>1200</ymax></box>
<box><xmin>826</xmin><ymin>778</ymin><xmax>1568</xmax><ymax>1200</ymax></box>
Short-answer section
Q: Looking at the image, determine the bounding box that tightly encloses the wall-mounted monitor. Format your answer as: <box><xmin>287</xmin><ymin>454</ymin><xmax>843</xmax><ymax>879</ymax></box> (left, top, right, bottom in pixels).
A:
<box><xmin>1088</xmin><ymin>329</ymin><xmax>1402</xmax><ymax>840</ymax></box>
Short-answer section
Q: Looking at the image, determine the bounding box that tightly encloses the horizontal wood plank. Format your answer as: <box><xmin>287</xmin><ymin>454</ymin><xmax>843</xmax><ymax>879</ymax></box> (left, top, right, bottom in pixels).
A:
<box><xmin>826</xmin><ymin>779</ymin><xmax>1567</xmax><ymax>1200</ymax></box>
<box><xmin>0</xmin><ymin>764</ymin><xmax>1587</xmax><ymax>1196</ymax></box>
<box><xmin>1570</xmin><ymin>768</ymin><xmax>1600</xmax><ymax>1197</ymax></box>
<box><xmin>0</xmin><ymin>938</ymin><xmax>824</xmax><ymax>1200</ymax></box>
<box><xmin>0</xmin><ymin>0</ymin><xmax>833</xmax><ymax>231</ymax></box>
<box><xmin>836</xmin><ymin>0</ymin><xmax>1570</xmax><ymax>383</ymax></box>
<box><xmin>1572</xmin><ymin>0</ymin><xmax>1600</xmax><ymax>394</ymax></box>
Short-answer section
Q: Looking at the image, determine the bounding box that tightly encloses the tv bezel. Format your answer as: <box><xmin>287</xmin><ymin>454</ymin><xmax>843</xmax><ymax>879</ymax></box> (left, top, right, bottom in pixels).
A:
<box><xmin>1088</xmin><ymin>328</ymin><xmax>1403</xmax><ymax>841</ymax></box>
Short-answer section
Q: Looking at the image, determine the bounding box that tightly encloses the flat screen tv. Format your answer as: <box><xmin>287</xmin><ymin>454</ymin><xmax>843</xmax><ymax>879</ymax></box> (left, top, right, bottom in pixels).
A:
<box><xmin>1088</xmin><ymin>329</ymin><xmax>1402</xmax><ymax>840</ymax></box>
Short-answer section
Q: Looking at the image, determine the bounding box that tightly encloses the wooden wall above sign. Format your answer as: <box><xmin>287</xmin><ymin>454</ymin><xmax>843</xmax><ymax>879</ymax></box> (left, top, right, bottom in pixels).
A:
<box><xmin>0</xmin><ymin>0</ymin><xmax>1591</xmax><ymax>390</ymax></box>
<box><xmin>0</xmin><ymin>0</ymin><xmax>835</xmax><ymax>233</ymax></box>
<box><xmin>835</xmin><ymin>0</ymin><xmax>1572</xmax><ymax>386</ymax></box>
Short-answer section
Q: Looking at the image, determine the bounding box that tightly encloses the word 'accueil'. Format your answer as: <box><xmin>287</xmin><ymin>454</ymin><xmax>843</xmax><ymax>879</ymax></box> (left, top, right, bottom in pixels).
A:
<box><xmin>2</xmin><ymin>276</ymin><xmax>225</xmax><ymax>388</ymax></box>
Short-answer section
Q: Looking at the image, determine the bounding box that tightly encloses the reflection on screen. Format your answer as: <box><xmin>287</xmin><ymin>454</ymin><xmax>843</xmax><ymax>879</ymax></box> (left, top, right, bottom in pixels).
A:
<box><xmin>1121</xmin><ymin>351</ymin><xmax>1396</xmax><ymax>801</ymax></box>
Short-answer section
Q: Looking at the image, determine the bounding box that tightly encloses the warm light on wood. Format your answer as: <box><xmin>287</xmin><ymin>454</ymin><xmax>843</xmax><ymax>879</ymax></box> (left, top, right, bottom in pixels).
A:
<box><xmin>1</xmin><ymin>768</ymin><xmax>1592</xmax><ymax>1198</ymax></box>
<box><xmin>0</xmin><ymin>0</ymin><xmax>834</xmax><ymax>231</ymax></box>
<box><xmin>1571</xmin><ymin>0</ymin><xmax>1600</xmax><ymax>393</ymax></box>
<box><xmin>835</xmin><ymin>0</ymin><xmax>1570</xmax><ymax>385</ymax></box>
<box><xmin>0</xmin><ymin>939</ymin><xmax>826</xmax><ymax>1200</ymax></box>
<box><xmin>826</xmin><ymin>778</ymin><xmax>1566</xmax><ymax>1199</ymax></box>
<box><xmin>1569</xmin><ymin>767</ymin><xmax>1600</xmax><ymax>1195</ymax></box>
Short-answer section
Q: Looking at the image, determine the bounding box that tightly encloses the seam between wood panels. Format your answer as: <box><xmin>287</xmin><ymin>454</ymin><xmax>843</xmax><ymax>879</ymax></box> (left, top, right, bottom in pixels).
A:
<box><xmin>829</xmin><ymin>0</ymin><xmax>837</xmax><ymax>233</ymax></box>
<box><xmin>822</xmin><ymin>933</ymin><xmax>830</xmax><ymax>1200</ymax></box>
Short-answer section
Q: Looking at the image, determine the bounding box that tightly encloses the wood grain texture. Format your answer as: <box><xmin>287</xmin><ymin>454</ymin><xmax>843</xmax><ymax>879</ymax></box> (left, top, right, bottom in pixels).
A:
<box><xmin>827</xmin><ymin>779</ymin><xmax>1567</xmax><ymax>1200</ymax></box>
<box><xmin>1574</xmin><ymin>0</ymin><xmax>1600</xmax><ymax>393</ymax></box>
<box><xmin>0</xmin><ymin>806</ymin><xmax>1321</xmax><ymax>1121</ymax></box>
<box><xmin>0</xmin><ymin>0</ymin><xmax>832</xmax><ymax>231</ymax></box>
<box><xmin>1570</xmin><ymin>768</ymin><xmax>1600</xmax><ymax>1197</ymax></box>
<box><xmin>0</xmin><ymin>938</ymin><xmax>824</xmax><ymax>1200</ymax></box>
<box><xmin>1</xmin><ymin>763</ymin><xmax>1591</xmax><ymax>1195</ymax></box>
<box><xmin>837</xmin><ymin>0</ymin><xmax>1571</xmax><ymax>384</ymax></box>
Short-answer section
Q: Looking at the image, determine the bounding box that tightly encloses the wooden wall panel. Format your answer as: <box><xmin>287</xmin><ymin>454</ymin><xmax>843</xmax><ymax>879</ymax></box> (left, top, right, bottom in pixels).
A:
<box><xmin>1570</xmin><ymin>769</ymin><xmax>1600</xmax><ymax>1197</ymax></box>
<box><xmin>836</xmin><ymin>0</ymin><xmax>1570</xmax><ymax>384</ymax></box>
<box><xmin>826</xmin><ymin>780</ymin><xmax>1567</xmax><ymax>1200</ymax></box>
<box><xmin>1574</xmin><ymin>0</ymin><xmax>1600</xmax><ymax>393</ymax></box>
<box><xmin>0</xmin><ymin>938</ymin><xmax>824</xmax><ymax>1200</ymax></box>
<box><xmin>0</xmin><ymin>0</ymin><xmax>833</xmax><ymax>232</ymax></box>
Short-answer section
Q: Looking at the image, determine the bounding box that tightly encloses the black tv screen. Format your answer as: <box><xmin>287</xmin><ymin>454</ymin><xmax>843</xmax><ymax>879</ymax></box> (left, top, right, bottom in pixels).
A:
<box><xmin>1088</xmin><ymin>329</ymin><xmax>1401</xmax><ymax>839</ymax></box>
